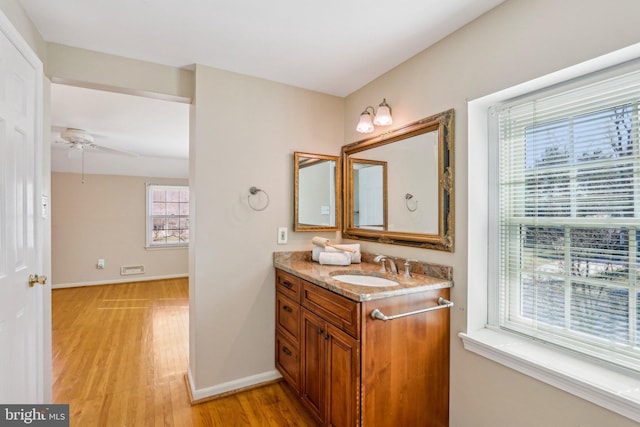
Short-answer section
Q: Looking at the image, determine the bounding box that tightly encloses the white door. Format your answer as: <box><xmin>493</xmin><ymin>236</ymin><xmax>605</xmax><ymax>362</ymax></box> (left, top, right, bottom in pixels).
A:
<box><xmin>0</xmin><ymin>12</ymin><xmax>44</xmax><ymax>403</ymax></box>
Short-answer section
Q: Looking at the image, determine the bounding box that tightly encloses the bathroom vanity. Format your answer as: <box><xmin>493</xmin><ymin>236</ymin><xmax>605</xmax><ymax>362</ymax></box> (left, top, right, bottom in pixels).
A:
<box><xmin>274</xmin><ymin>251</ymin><xmax>453</xmax><ymax>427</ymax></box>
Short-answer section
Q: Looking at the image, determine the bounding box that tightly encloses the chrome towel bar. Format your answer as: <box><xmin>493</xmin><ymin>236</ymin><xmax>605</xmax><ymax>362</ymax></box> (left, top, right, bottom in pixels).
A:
<box><xmin>370</xmin><ymin>297</ymin><xmax>454</xmax><ymax>321</ymax></box>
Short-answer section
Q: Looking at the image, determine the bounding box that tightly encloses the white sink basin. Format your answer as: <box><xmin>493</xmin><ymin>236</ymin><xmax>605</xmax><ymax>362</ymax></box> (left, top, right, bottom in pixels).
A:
<box><xmin>331</xmin><ymin>274</ymin><xmax>399</xmax><ymax>287</ymax></box>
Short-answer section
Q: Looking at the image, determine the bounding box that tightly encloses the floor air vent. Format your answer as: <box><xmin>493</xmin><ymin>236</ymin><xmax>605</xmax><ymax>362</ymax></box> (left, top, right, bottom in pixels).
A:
<box><xmin>120</xmin><ymin>265</ymin><xmax>145</xmax><ymax>276</ymax></box>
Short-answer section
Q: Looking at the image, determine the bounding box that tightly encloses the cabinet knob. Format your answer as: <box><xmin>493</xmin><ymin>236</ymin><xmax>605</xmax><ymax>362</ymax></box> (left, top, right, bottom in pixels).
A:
<box><xmin>317</xmin><ymin>328</ymin><xmax>323</xmax><ymax>335</ymax></box>
<box><xmin>283</xmin><ymin>305</ymin><xmax>293</xmax><ymax>313</ymax></box>
<box><xmin>282</xmin><ymin>346</ymin><xmax>292</xmax><ymax>356</ymax></box>
<box><xmin>281</xmin><ymin>281</ymin><xmax>293</xmax><ymax>289</ymax></box>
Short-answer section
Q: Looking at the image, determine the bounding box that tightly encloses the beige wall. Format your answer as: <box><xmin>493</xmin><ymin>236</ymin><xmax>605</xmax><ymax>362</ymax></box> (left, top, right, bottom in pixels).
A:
<box><xmin>51</xmin><ymin>173</ymin><xmax>188</xmax><ymax>286</ymax></box>
<box><xmin>189</xmin><ymin>65</ymin><xmax>344</xmax><ymax>392</ymax></box>
<box><xmin>345</xmin><ymin>0</ymin><xmax>640</xmax><ymax>426</ymax></box>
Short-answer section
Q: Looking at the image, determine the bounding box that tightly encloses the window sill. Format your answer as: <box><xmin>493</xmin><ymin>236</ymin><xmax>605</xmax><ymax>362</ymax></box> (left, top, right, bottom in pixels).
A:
<box><xmin>145</xmin><ymin>245</ymin><xmax>188</xmax><ymax>251</ymax></box>
<box><xmin>459</xmin><ymin>328</ymin><xmax>640</xmax><ymax>423</ymax></box>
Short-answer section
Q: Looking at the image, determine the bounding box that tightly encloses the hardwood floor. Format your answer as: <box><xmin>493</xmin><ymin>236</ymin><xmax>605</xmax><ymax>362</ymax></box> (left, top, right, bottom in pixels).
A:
<box><xmin>52</xmin><ymin>278</ymin><xmax>316</xmax><ymax>426</ymax></box>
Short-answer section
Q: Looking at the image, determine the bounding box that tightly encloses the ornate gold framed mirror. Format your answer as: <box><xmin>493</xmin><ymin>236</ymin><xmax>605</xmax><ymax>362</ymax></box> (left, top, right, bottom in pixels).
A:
<box><xmin>342</xmin><ymin>109</ymin><xmax>454</xmax><ymax>251</ymax></box>
<box><xmin>294</xmin><ymin>152</ymin><xmax>340</xmax><ymax>231</ymax></box>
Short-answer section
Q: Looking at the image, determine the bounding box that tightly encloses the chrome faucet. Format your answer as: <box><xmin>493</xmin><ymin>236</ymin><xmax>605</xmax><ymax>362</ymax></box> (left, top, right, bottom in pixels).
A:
<box><xmin>373</xmin><ymin>255</ymin><xmax>398</xmax><ymax>275</ymax></box>
<box><xmin>404</xmin><ymin>259</ymin><xmax>419</xmax><ymax>278</ymax></box>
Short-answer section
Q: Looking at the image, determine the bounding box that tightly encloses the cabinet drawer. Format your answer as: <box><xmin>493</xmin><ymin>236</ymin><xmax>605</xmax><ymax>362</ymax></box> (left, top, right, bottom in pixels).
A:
<box><xmin>276</xmin><ymin>332</ymin><xmax>300</xmax><ymax>393</ymax></box>
<box><xmin>276</xmin><ymin>292</ymin><xmax>300</xmax><ymax>342</ymax></box>
<box><xmin>302</xmin><ymin>280</ymin><xmax>361</xmax><ymax>339</ymax></box>
<box><xmin>276</xmin><ymin>269</ymin><xmax>301</xmax><ymax>302</ymax></box>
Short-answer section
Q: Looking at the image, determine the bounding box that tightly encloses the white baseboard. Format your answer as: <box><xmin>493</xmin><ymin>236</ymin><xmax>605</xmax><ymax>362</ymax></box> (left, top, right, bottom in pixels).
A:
<box><xmin>51</xmin><ymin>273</ymin><xmax>188</xmax><ymax>289</ymax></box>
<box><xmin>186</xmin><ymin>368</ymin><xmax>283</xmax><ymax>402</ymax></box>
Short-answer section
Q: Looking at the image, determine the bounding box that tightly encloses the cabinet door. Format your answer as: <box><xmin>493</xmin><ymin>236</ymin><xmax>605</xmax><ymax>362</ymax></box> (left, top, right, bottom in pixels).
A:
<box><xmin>275</xmin><ymin>332</ymin><xmax>301</xmax><ymax>393</ymax></box>
<box><xmin>301</xmin><ymin>309</ymin><xmax>326</xmax><ymax>425</ymax></box>
<box><xmin>361</xmin><ymin>289</ymin><xmax>450</xmax><ymax>426</ymax></box>
<box><xmin>325</xmin><ymin>324</ymin><xmax>360</xmax><ymax>427</ymax></box>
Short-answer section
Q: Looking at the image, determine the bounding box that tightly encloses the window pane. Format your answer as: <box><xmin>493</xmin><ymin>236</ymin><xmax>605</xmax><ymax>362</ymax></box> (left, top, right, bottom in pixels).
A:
<box><xmin>570</xmin><ymin>228</ymin><xmax>628</xmax><ymax>284</ymax></box>
<box><xmin>520</xmin><ymin>274</ymin><xmax>565</xmax><ymax>327</ymax></box>
<box><xmin>152</xmin><ymin>189</ymin><xmax>166</xmax><ymax>202</ymax></box>
<box><xmin>167</xmin><ymin>190</ymin><xmax>180</xmax><ymax>202</ymax></box>
<box><xmin>576</xmin><ymin>164</ymin><xmax>634</xmax><ymax>217</ymax></box>
<box><xmin>152</xmin><ymin>202</ymin><xmax>166</xmax><ymax>215</ymax></box>
<box><xmin>166</xmin><ymin>202</ymin><xmax>180</xmax><ymax>216</ymax></box>
<box><xmin>180</xmin><ymin>190</ymin><xmax>189</xmax><ymax>203</ymax></box>
<box><xmin>153</xmin><ymin>218</ymin><xmax>166</xmax><ymax>230</ymax></box>
<box><xmin>570</xmin><ymin>283</ymin><xmax>628</xmax><ymax>344</ymax></box>
<box><xmin>153</xmin><ymin>218</ymin><xmax>167</xmax><ymax>243</ymax></box>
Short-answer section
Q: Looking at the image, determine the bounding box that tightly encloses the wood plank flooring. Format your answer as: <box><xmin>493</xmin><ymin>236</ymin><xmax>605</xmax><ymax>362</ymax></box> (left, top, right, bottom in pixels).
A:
<box><xmin>52</xmin><ymin>278</ymin><xmax>316</xmax><ymax>426</ymax></box>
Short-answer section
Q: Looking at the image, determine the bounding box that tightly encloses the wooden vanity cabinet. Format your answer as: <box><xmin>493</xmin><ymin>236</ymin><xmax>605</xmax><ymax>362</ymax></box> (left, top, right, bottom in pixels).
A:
<box><xmin>275</xmin><ymin>271</ymin><xmax>302</xmax><ymax>393</ymax></box>
<box><xmin>275</xmin><ymin>268</ymin><xmax>450</xmax><ymax>427</ymax></box>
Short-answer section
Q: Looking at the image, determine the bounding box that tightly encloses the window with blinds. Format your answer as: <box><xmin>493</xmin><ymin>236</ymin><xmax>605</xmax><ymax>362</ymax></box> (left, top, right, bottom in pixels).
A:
<box><xmin>490</xmin><ymin>67</ymin><xmax>640</xmax><ymax>371</ymax></box>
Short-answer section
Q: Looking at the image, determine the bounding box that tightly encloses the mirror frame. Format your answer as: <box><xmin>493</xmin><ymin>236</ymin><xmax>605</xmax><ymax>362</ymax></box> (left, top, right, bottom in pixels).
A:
<box><xmin>341</xmin><ymin>109</ymin><xmax>454</xmax><ymax>251</ymax></box>
<box><xmin>294</xmin><ymin>152</ymin><xmax>341</xmax><ymax>232</ymax></box>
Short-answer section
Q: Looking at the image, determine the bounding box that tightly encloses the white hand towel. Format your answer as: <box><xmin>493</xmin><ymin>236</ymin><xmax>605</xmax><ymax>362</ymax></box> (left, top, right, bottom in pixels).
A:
<box><xmin>318</xmin><ymin>251</ymin><xmax>351</xmax><ymax>266</ymax></box>
<box><xmin>325</xmin><ymin>244</ymin><xmax>362</xmax><ymax>264</ymax></box>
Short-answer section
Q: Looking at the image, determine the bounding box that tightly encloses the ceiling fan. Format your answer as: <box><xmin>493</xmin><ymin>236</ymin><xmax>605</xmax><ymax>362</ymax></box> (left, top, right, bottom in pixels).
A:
<box><xmin>56</xmin><ymin>128</ymin><xmax>139</xmax><ymax>157</ymax></box>
<box><xmin>55</xmin><ymin>127</ymin><xmax>139</xmax><ymax>184</ymax></box>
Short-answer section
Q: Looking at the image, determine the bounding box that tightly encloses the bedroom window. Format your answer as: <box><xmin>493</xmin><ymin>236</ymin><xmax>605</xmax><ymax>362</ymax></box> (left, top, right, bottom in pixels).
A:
<box><xmin>490</xmin><ymin>67</ymin><xmax>640</xmax><ymax>372</ymax></box>
<box><xmin>146</xmin><ymin>184</ymin><xmax>189</xmax><ymax>248</ymax></box>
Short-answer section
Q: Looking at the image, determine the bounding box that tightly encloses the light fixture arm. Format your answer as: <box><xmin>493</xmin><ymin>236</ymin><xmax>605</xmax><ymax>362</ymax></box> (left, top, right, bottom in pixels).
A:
<box><xmin>361</xmin><ymin>106</ymin><xmax>376</xmax><ymax>116</ymax></box>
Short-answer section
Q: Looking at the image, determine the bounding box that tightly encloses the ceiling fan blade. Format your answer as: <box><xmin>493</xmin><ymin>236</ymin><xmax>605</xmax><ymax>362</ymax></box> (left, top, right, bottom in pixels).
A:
<box><xmin>89</xmin><ymin>144</ymin><xmax>139</xmax><ymax>157</ymax></box>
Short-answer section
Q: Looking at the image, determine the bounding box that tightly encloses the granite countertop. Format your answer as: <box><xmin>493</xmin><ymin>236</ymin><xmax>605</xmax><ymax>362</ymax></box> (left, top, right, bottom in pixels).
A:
<box><xmin>273</xmin><ymin>251</ymin><xmax>453</xmax><ymax>302</ymax></box>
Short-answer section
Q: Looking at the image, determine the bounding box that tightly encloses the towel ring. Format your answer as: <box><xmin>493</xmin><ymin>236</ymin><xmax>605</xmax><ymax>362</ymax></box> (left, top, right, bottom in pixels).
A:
<box><xmin>248</xmin><ymin>186</ymin><xmax>270</xmax><ymax>211</ymax></box>
<box><xmin>405</xmin><ymin>193</ymin><xmax>418</xmax><ymax>212</ymax></box>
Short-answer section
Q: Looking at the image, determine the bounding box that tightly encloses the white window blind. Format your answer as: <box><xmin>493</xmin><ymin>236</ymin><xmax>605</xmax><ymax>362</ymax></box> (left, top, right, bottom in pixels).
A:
<box><xmin>491</xmin><ymin>67</ymin><xmax>640</xmax><ymax>371</ymax></box>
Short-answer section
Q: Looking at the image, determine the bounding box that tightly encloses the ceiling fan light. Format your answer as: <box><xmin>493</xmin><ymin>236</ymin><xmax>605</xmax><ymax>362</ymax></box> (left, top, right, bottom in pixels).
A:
<box><xmin>356</xmin><ymin>111</ymin><xmax>375</xmax><ymax>133</ymax></box>
<box><xmin>61</xmin><ymin>128</ymin><xmax>94</xmax><ymax>145</ymax></box>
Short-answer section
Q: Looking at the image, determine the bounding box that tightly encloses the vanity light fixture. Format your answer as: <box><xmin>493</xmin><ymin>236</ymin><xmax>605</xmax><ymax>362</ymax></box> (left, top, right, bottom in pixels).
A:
<box><xmin>356</xmin><ymin>98</ymin><xmax>393</xmax><ymax>133</ymax></box>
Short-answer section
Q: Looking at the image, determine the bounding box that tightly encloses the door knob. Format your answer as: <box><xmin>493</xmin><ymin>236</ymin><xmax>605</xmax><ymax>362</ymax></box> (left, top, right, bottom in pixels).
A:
<box><xmin>28</xmin><ymin>274</ymin><xmax>47</xmax><ymax>287</ymax></box>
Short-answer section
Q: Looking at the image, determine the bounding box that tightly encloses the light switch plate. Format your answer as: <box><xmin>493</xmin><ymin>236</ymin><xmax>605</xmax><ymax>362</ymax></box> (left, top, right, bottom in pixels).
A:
<box><xmin>277</xmin><ymin>227</ymin><xmax>288</xmax><ymax>244</ymax></box>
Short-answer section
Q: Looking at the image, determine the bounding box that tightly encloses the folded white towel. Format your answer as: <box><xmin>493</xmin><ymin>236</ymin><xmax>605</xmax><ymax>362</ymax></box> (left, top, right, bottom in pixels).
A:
<box><xmin>313</xmin><ymin>245</ymin><xmax>362</xmax><ymax>263</ymax></box>
<box><xmin>326</xmin><ymin>244</ymin><xmax>361</xmax><ymax>264</ymax></box>
<box><xmin>318</xmin><ymin>251</ymin><xmax>351</xmax><ymax>266</ymax></box>
<box><xmin>312</xmin><ymin>245</ymin><xmax>324</xmax><ymax>262</ymax></box>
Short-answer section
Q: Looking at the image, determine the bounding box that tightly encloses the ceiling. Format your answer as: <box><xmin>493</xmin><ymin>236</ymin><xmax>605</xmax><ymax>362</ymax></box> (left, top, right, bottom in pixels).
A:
<box><xmin>22</xmin><ymin>0</ymin><xmax>505</xmax><ymax>172</ymax></box>
<box><xmin>51</xmin><ymin>84</ymin><xmax>189</xmax><ymax>159</ymax></box>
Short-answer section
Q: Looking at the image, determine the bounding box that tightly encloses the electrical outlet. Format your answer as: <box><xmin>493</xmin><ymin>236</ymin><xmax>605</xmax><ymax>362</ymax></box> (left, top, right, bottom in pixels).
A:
<box><xmin>97</xmin><ymin>259</ymin><xmax>105</xmax><ymax>269</ymax></box>
<box><xmin>277</xmin><ymin>227</ymin><xmax>288</xmax><ymax>244</ymax></box>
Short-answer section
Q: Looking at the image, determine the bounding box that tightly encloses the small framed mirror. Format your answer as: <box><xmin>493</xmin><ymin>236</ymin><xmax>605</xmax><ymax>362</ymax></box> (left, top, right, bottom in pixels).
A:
<box><xmin>294</xmin><ymin>152</ymin><xmax>340</xmax><ymax>231</ymax></box>
<box><xmin>342</xmin><ymin>109</ymin><xmax>454</xmax><ymax>251</ymax></box>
